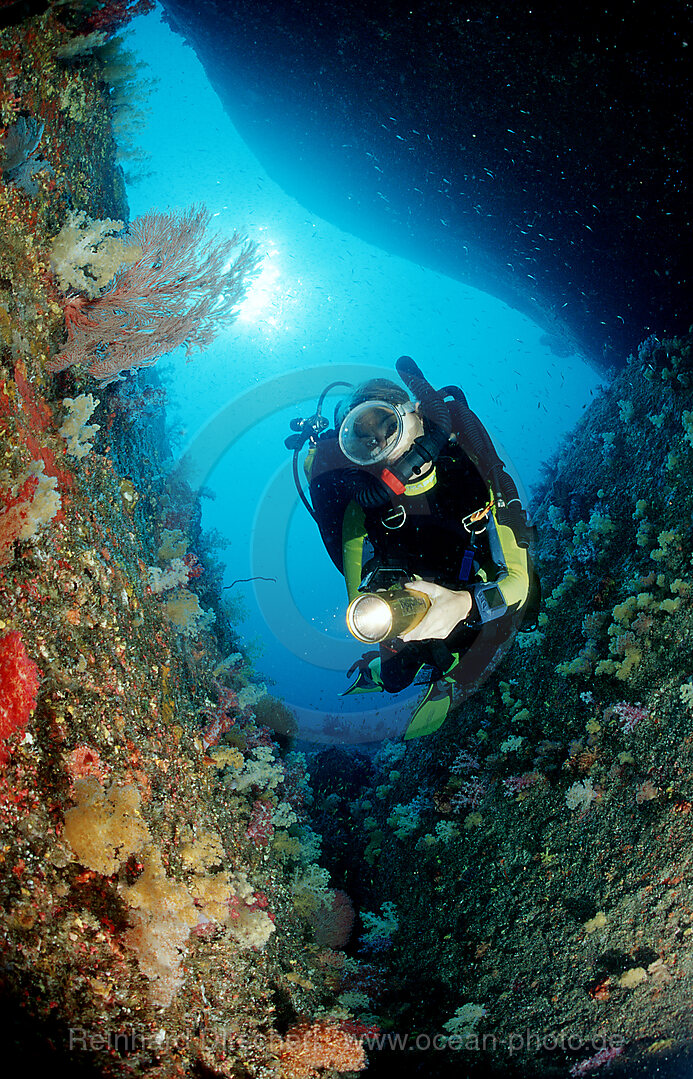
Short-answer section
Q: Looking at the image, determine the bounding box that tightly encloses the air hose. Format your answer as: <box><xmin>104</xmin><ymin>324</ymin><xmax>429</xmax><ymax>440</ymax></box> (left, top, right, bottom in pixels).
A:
<box><xmin>395</xmin><ymin>354</ymin><xmax>452</xmax><ymax>457</ymax></box>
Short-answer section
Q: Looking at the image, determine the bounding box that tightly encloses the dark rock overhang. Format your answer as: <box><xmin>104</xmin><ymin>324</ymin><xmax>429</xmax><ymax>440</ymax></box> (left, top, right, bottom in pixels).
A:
<box><xmin>161</xmin><ymin>0</ymin><xmax>690</xmax><ymax>372</ymax></box>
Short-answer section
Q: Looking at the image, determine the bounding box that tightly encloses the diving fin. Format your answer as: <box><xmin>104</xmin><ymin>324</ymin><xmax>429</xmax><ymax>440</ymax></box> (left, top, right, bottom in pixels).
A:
<box><xmin>340</xmin><ymin>654</ymin><xmax>384</xmax><ymax>696</ymax></box>
<box><xmin>403</xmin><ymin>678</ymin><xmax>453</xmax><ymax>739</ymax></box>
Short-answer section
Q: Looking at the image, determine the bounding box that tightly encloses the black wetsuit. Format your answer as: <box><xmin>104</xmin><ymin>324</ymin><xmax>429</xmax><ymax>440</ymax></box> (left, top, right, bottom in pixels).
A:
<box><xmin>308</xmin><ymin>435</ymin><xmax>531</xmax><ymax>693</ymax></box>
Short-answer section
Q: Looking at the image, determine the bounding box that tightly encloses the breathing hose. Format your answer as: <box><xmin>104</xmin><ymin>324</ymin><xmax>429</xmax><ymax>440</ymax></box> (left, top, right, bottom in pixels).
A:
<box><xmin>395</xmin><ymin>354</ymin><xmax>452</xmax><ymax>456</ymax></box>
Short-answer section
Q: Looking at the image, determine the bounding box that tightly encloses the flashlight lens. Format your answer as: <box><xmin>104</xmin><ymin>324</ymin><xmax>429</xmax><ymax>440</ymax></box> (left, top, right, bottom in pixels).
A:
<box><xmin>348</xmin><ymin>594</ymin><xmax>392</xmax><ymax>643</ymax></box>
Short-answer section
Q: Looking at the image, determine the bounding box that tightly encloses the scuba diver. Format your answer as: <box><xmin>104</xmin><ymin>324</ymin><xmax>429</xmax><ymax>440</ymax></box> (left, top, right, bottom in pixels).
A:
<box><xmin>285</xmin><ymin>356</ymin><xmax>537</xmax><ymax>740</ymax></box>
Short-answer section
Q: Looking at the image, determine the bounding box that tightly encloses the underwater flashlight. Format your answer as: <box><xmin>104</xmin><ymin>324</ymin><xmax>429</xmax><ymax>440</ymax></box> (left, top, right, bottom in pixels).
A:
<box><xmin>346</xmin><ymin>586</ymin><xmax>431</xmax><ymax>643</ymax></box>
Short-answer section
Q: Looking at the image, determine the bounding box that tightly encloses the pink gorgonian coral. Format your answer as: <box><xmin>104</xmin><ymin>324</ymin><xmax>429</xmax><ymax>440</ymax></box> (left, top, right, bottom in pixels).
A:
<box><xmin>48</xmin><ymin>205</ymin><xmax>261</xmax><ymax>384</ymax></box>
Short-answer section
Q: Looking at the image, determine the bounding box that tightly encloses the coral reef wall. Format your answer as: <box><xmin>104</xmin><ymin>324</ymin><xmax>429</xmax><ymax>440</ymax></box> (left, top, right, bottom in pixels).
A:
<box><xmin>330</xmin><ymin>334</ymin><xmax>693</xmax><ymax>1077</ymax></box>
<box><xmin>0</xmin><ymin>6</ymin><xmax>373</xmax><ymax>1077</ymax></box>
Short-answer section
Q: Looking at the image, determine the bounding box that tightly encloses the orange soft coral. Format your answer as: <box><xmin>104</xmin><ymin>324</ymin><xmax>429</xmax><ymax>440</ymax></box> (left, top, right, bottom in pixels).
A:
<box><xmin>278</xmin><ymin>1020</ymin><xmax>366</xmax><ymax>1078</ymax></box>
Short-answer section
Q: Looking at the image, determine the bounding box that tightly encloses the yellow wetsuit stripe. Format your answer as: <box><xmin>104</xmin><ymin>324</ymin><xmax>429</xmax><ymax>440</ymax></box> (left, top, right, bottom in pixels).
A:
<box><xmin>342</xmin><ymin>500</ymin><xmax>367</xmax><ymax>602</ymax></box>
<box><xmin>489</xmin><ymin>507</ymin><xmax>530</xmax><ymax>611</ymax></box>
<box><xmin>303</xmin><ymin>445</ymin><xmax>317</xmax><ymax>480</ymax></box>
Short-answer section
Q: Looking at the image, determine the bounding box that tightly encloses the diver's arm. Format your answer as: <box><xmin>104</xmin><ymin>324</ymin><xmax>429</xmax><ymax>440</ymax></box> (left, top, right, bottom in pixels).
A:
<box><xmin>466</xmin><ymin>512</ymin><xmax>530</xmax><ymax>623</ymax></box>
<box><xmin>342</xmin><ymin>500</ymin><xmax>368</xmax><ymax>603</ymax></box>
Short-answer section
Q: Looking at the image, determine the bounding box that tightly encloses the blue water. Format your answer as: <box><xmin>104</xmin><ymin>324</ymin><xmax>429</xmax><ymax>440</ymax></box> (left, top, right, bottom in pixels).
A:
<box><xmin>124</xmin><ymin>8</ymin><xmax>603</xmax><ymax>744</ymax></box>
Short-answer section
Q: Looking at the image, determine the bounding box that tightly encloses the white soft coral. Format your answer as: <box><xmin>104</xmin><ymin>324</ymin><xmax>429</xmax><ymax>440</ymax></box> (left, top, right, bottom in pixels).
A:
<box><xmin>59</xmin><ymin>394</ymin><xmax>100</xmax><ymax>459</ymax></box>
<box><xmin>49</xmin><ymin>211</ymin><xmax>141</xmax><ymax>298</ymax></box>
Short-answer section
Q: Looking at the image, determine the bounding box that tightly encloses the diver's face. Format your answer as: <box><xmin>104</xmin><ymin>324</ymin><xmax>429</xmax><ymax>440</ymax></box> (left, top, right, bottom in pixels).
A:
<box><xmin>352</xmin><ymin>406</ymin><xmax>401</xmax><ymax>457</ymax></box>
<box><xmin>340</xmin><ymin>399</ymin><xmax>423</xmax><ymax>465</ymax></box>
<box><xmin>351</xmin><ymin>404</ymin><xmax>424</xmax><ymax>460</ymax></box>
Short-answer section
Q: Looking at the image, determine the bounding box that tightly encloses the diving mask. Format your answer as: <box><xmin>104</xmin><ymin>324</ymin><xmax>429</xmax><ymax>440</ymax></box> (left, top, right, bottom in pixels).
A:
<box><xmin>338</xmin><ymin>399</ymin><xmax>418</xmax><ymax>465</ymax></box>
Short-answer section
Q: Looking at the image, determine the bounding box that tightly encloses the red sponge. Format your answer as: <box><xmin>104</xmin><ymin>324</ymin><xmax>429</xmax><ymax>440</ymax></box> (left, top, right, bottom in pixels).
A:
<box><xmin>0</xmin><ymin>631</ymin><xmax>40</xmax><ymax>745</ymax></box>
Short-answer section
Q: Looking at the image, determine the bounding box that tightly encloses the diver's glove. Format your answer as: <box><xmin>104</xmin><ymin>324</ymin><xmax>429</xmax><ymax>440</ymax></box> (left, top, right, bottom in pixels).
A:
<box><xmin>340</xmin><ymin>651</ymin><xmax>384</xmax><ymax>696</ymax></box>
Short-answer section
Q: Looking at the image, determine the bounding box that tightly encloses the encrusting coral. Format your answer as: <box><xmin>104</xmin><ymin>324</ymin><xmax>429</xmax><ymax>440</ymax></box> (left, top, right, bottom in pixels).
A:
<box><xmin>0</xmin><ymin>630</ymin><xmax>40</xmax><ymax>746</ymax></box>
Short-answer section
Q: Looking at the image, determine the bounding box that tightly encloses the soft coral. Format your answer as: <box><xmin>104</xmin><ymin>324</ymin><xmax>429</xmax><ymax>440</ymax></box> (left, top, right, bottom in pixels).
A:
<box><xmin>0</xmin><ymin>631</ymin><xmax>40</xmax><ymax>748</ymax></box>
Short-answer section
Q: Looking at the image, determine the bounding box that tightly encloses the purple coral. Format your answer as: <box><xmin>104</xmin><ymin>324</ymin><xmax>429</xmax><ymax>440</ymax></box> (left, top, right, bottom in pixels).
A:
<box><xmin>569</xmin><ymin>1045</ymin><xmax>624</xmax><ymax>1075</ymax></box>
<box><xmin>608</xmin><ymin>701</ymin><xmax>648</xmax><ymax>733</ymax></box>
<box><xmin>450</xmin><ymin>777</ymin><xmax>487</xmax><ymax>811</ymax></box>
<box><xmin>502</xmin><ymin>772</ymin><xmax>540</xmax><ymax>797</ymax></box>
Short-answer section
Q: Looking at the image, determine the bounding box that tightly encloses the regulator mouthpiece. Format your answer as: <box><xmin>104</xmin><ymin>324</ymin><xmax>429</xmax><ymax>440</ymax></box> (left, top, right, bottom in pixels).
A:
<box><xmin>346</xmin><ymin>587</ymin><xmax>431</xmax><ymax>643</ymax></box>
